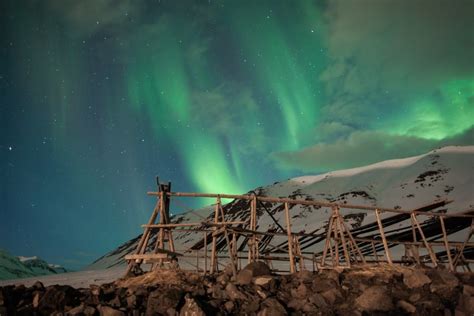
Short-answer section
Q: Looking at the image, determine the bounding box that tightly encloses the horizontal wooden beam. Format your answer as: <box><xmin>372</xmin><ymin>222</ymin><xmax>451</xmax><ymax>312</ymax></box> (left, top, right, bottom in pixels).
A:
<box><xmin>142</xmin><ymin>221</ymin><xmax>247</xmax><ymax>229</ymax></box>
<box><xmin>125</xmin><ymin>253</ymin><xmax>168</xmax><ymax>260</ymax></box>
<box><xmin>147</xmin><ymin>191</ymin><xmax>462</xmax><ymax>218</ymax></box>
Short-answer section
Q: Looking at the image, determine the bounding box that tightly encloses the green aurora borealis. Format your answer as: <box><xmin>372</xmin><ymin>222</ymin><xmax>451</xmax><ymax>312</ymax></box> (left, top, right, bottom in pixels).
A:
<box><xmin>1</xmin><ymin>0</ymin><xmax>473</xmax><ymax>268</ymax></box>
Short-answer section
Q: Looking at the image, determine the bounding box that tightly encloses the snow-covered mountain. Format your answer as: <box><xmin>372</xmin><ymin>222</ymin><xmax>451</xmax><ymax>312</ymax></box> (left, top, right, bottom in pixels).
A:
<box><xmin>0</xmin><ymin>250</ymin><xmax>68</xmax><ymax>280</ymax></box>
<box><xmin>88</xmin><ymin>146</ymin><xmax>474</xmax><ymax>270</ymax></box>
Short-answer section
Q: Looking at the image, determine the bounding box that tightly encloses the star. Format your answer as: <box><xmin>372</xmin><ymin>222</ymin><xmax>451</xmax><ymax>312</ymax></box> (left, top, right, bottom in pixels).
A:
<box><xmin>8</xmin><ymin>146</ymin><xmax>12</xmax><ymax>151</ymax></box>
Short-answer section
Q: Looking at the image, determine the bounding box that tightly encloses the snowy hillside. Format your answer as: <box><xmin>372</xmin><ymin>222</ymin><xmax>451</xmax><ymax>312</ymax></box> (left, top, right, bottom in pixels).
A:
<box><xmin>0</xmin><ymin>250</ymin><xmax>67</xmax><ymax>280</ymax></box>
<box><xmin>88</xmin><ymin>146</ymin><xmax>474</xmax><ymax>270</ymax></box>
<box><xmin>19</xmin><ymin>256</ymin><xmax>67</xmax><ymax>275</ymax></box>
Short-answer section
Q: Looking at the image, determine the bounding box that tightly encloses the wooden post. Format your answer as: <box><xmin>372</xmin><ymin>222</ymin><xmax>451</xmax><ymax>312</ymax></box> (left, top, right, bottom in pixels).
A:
<box><xmin>210</xmin><ymin>197</ymin><xmax>220</xmax><ymax>274</ymax></box>
<box><xmin>411</xmin><ymin>213</ymin><xmax>438</xmax><ymax>267</ymax></box>
<box><xmin>375</xmin><ymin>209</ymin><xmax>393</xmax><ymax>265</ymax></box>
<box><xmin>294</xmin><ymin>235</ymin><xmax>304</xmax><ymax>271</ymax></box>
<box><xmin>409</xmin><ymin>214</ymin><xmax>421</xmax><ymax>265</ymax></box>
<box><xmin>219</xmin><ymin>203</ymin><xmax>237</xmax><ymax>278</ymax></box>
<box><xmin>204</xmin><ymin>231</ymin><xmax>208</xmax><ymax>274</ymax></box>
<box><xmin>196</xmin><ymin>249</ymin><xmax>199</xmax><ymax>272</ymax></box>
<box><xmin>321</xmin><ymin>213</ymin><xmax>335</xmax><ymax>267</ymax></box>
<box><xmin>329</xmin><ymin>239</ymin><xmax>335</xmax><ymax>266</ymax></box>
<box><xmin>338</xmin><ymin>215</ymin><xmax>366</xmax><ymax>264</ymax></box>
<box><xmin>232</xmin><ymin>232</ymin><xmax>240</xmax><ymax>270</ymax></box>
<box><xmin>335</xmin><ymin>208</ymin><xmax>350</xmax><ymax>267</ymax></box>
<box><xmin>284</xmin><ymin>202</ymin><xmax>296</xmax><ymax>273</ymax></box>
<box><xmin>371</xmin><ymin>241</ymin><xmax>379</xmax><ymax>263</ymax></box>
<box><xmin>125</xmin><ymin>191</ymin><xmax>162</xmax><ymax>275</ymax></box>
<box><xmin>439</xmin><ymin>216</ymin><xmax>454</xmax><ymax>271</ymax></box>
<box><xmin>248</xmin><ymin>195</ymin><xmax>258</xmax><ymax>263</ymax></box>
<box><xmin>453</xmin><ymin>219</ymin><xmax>473</xmax><ymax>269</ymax></box>
<box><xmin>334</xmin><ymin>218</ymin><xmax>340</xmax><ymax>265</ymax></box>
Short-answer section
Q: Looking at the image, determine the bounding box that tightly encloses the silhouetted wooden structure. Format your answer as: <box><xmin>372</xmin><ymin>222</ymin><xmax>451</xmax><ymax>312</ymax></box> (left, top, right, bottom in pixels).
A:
<box><xmin>125</xmin><ymin>179</ymin><xmax>474</xmax><ymax>275</ymax></box>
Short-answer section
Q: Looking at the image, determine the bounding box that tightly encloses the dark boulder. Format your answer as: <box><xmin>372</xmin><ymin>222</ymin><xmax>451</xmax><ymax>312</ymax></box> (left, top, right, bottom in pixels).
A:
<box><xmin>236</xmin><ymin>261</ymin><xmax>271</xmax><ymax>285</ymax></box>
<box><xmin>145</xmin><ymin>287</ymin><xmax>184</xmax><ymax>316</ymax></box>
<box><xmin>38</xmin><ymin>285</ymin><xmax>81</xmax><ymax>314</ymax></box>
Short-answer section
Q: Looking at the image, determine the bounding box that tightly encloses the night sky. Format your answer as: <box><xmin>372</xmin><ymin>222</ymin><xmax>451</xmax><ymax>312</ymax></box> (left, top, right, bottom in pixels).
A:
<box><xmin>1</xmin><ymin>0</ymin><xmax>473</xmax><ymax>270</ymax></box>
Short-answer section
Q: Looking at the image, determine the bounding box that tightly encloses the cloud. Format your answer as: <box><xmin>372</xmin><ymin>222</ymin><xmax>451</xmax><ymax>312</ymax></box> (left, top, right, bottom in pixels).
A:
<box><xmin>323</xmin><ymin>0</ymin><xmax>474</xmax><ymax>92</ymax></box>
<box><xmin>190</xmin><ymin>84</ymin><xmax>267</xmax><ymax>155</ymax></box>
<box><xmin>273</xmin><ymin>126</ymin><xmax>474</xmax><ymax>172</ymax></box>
<box><xmin>318</xmin><ymin>0</ymin><xmax>474</xmax><ymax>138</ymax></box>
<box><xmin>45</xmin><ymin>0</ymin><xmax>139</xmax><ymax>37</ymax></box>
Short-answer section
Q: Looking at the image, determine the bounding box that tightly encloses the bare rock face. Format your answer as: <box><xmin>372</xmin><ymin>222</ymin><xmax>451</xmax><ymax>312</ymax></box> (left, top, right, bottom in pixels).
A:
<box><xmin>403</xmin><ymin>269</ymin><xmax>432</xmax><ymax>289</ymax></box>
<box><xmin>312</xmin><ymin>277</ymin><xmax>338</xmax><ymax>293</ymax></box>
<box><xmin>145</xmin><ymin>287</ymin><xmax>183</xmax><ymax>316</ymax></box>
<box><xmin>67</xmin><ymin>303</ymin><xmax>97</xmax><ymax>316</ymax></box>
<box><xmin>253</xmin><ymin>276</ymin><xmax>274</xmax><ymax>287</ymax></box>
<box><xmin>0</xmin><ymin>266</ymin><xmax>472</xmax><ymax>315</ymax></box>
<box><xmin>397</xmin><ymin>300</ymin><xmax>417</xmax><ymax>313</ymax></box>
<box><xmin>355</xmin><ymin>285</ymin><xmax>394</xmax><ymax>312</ymax></box>
<box><xmin>225</xmin><ymin>283</ymin><xmax>246</xmax><ymax>301</ymax></box>
<box><xmin>257</xmin><ymin>297</ymin><xmax>287</xmax><ymax>316</ymax></box>
<box><xmin>429</xmin><ymin>269</ymin><xmax>461</xmax><ymax>303</ymax></box>
<box><xmin>320</xmin><ymin>288</ymin><xmax>342</xmax><ymax>305</ymax></box>
<box><xmin>38</xmin><ymin>285</ymin><xmax>81</xmax><ymax>314</ymax></box>
<box><xmin>99</xmin><ymin>305</ymin><xmax>126</xmax><ymax>316</ymax></box>
<box><xmin>179</xmin><ymin>294</ymin><xmax>205</xmax><ymax>316</ymax></box>
<box><xmin>236</xmin><ymin>261</ymin><xmax>272</xmax><ymax>285</ymax></box>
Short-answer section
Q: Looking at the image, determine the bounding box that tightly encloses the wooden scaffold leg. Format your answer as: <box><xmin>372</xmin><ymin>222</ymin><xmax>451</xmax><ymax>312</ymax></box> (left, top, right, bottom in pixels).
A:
<box><xmin>375</xmin><ymin>209</ymin><xmax>393</xmax><ymax>265</ymax></box>
<box><xmin>284</xmin><ymin>202</ymin><xmax>296</xmax><ymax>273</ymax></box>
<box><xmin>210</xmin><ymin>197</ymin><xmax>220</xmax><ymax>274</ymax></box>
<box><xmin>411</xmin><ymin>213</ymin><xmax>438</xmax><ymax>267</ymax></box>
<box><xmin>453</xmin><ymin>218</ymin><xmax>474</xmax><ymax>271</ymax></box>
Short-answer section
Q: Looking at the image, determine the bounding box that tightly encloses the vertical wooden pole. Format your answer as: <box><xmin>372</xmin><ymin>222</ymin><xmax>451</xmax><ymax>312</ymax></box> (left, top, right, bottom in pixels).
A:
<box><xmin>371</xmin><ymin>241</ymin><xmax>379</xmax><ymax>263</ymax></box>
<box><xmin>312</xmin><ymin>253</ymin><xmax>316</xmax><ymax>272</ymax></box>
<box><xmin>157</xmin><ymin>192</ymin><xmax>165</xmax><ymax>267</ymax></box>
<box><xmin>333</xmin><ymin>217</ymin><xmax>340</xmax><ymax>265</ymax></box>
<box><xmin>129</xmin><ymin>196</ymin><xmax>160</xmax><ymax>274</ymax></box>
<box><xmin>219</xmin><ymin>203</ymin><xmax>237</xmax><ymax>278</ymax></box>
<box><xmin>411</xmin><ymin>213</ymin><xmax>438</xmax><ymax>267</ymax></box>
<box><xmin>248</xmin><ymin>201</ymin><xmax>253</xmax><ymax>263</ymax></box>
<box><xmin>411</xmin><ymin>215</ymin><xmax>417</xmax><ymax>242</ymax></box>
<box><xmin>439</xmin><ymin>216</ymin><xmax>454</xmax><ymax>271</ymax></box>
<box><xmin>248</xmin><ymin>195</ymin><xmax>258</xmax><ymax>263</ymax></box>
<box><xmin>284</xmin><ymin>202</ymin><xmax>296</xmax><ymax>273</ymax></box>
<box><xmin>410</xmin><ymin>215</ymin><xmax>421</xmax><ymax>265</ymax></box>
<box><xmin>196</xmin><ymin>249</ymin><xmax>199</xmax><ymax>273</ymax></box>
<box><xmin>375</xmin><ymin>209</ymin><xmax>393</xmax><ymax>265</ymax></box>
<box><xmin>204</xmin><ymin>231</ymin><xmax>208</xmax><ymax>275</ymax></box>
<box><xmin>335</xmin><ymin>208</ymin><xmax>350</xmax><ymax>267</ymax></box>
<box><xmin>339</xmin><ymin>216</ymin><xmax>366</xmax><ymax>264</ymax></box>
<box><xmin>210</xmin><ymin>197</ymin><xmax>220</xmax><ymax>274</ymax></box>
<box><xmin>294</xmin><ymin>235</ymin><xmax>304</xmax><ymax>271</ymax></box>
<box><xmin>321</xmin><ymin>212</ymin><xmax>335</xmax><ymax>267</ymax></box>
<box><xmin>453</xmin><ymin>219</ymin><xmax>473</xmax><ymax>268</ymax></box>
<box><xmin>232</xmin><ymin>232</ymin><xmax>240</xmax><ymax>270</ymax></box>
<box><xmin>329</xmin><ymin>239</ymin><xmax>336</xmax><ymax>266</ymax></box>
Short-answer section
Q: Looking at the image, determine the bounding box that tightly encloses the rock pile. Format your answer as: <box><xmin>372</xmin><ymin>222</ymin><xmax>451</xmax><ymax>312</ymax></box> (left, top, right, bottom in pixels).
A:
<box><xmin>1</xmin><ymin>263</ymin><xmax>474</xmax><ymax>315</ymax></box>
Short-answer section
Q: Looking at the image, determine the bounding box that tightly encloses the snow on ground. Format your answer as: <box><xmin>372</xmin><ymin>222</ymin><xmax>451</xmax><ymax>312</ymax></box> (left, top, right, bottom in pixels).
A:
<box><xmin>0</xmin><ymin>266</ymin><xmax>124</xmax><ymax>288</ymax></box>
<box><xmin>17</xmin><ymin>256</ymin><xmax>39</xmax><ymax>262</ymax></box>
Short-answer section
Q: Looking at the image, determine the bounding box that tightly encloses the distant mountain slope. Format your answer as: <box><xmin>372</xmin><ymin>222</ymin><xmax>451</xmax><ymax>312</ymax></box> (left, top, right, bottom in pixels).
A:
<box><xmin>0</xmin><ymin>250</ymin><xmax>67</xmax><ymax>280</ymax></box>
<box><xmin>88</xmin><ymin>146</ymin><xmax>474</xmax><ymax>270</ymax></box>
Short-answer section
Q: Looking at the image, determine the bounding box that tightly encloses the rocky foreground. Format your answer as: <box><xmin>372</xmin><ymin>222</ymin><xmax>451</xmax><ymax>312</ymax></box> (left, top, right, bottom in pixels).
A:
<box><xmin>1</xmin><ymin>263</ymin><xmax>474</xmax><ymax>315</ymax></box>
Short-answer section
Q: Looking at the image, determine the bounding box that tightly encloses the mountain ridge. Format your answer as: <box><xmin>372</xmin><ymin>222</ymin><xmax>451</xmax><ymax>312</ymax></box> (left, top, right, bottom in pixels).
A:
<box><xmin>0</xmin><ymin>249</ymin><xmax>68</xmax><ymax>280</ymax></box>
<box><xmin>88</xmin><ymin>146</ymin><xmax>474</xmax><ymax>270</ymax></box>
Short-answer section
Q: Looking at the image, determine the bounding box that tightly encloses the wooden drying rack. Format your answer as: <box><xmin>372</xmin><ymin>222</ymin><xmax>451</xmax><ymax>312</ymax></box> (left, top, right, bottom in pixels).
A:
<box><xmin>125</xmin><ymin>179</ymin><xmax>474</xmax><ymax>276</ymax></box>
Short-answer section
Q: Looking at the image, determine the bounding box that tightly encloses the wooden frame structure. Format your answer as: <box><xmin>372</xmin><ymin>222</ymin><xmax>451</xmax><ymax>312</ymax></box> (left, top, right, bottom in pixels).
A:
<box><xmin>125</xmin><ymin>181</ymin><xmax>474</xmax><ymax>276</ymax></box>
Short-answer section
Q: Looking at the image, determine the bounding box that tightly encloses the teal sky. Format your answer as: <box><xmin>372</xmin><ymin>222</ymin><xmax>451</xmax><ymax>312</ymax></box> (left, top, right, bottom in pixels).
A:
<box><xmin>1</xmin><ymin>0</ymin><xmax>473</xmax><ymax>269</ymax></box>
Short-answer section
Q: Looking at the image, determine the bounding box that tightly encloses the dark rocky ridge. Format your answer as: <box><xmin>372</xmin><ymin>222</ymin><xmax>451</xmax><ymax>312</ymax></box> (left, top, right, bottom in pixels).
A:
<box><xmin>1</xmin><ymin>263</ymin><xmax>474</xmax><ymax>315</ymax></box>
